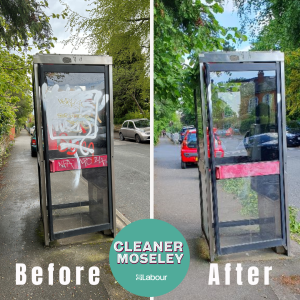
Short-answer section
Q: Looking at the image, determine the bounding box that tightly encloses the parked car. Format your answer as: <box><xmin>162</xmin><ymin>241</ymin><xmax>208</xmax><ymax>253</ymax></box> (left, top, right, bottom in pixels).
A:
<box><xmin>216</xmin><ymin>129</ymin><xmax>227</xmax><ymax>137</ymax></box>
<box><xmin>233</xmin><ymin>128</ymin><xmax>240</xmax><ymax>135</ymax></box>
<box><xmin>119</xmin><ymin>119</ymin><xmax>150</xmax><ymax>143</ymax></box>
<box><xmin>216</xmin><ymin>127</ymin><xmax>233</xmax><ymax>137</ymax></box>
<box><xmin>286</xmin><ymin>126</ymin><xmax>300</xmax><ymax>147</ymax></box>
<box><xmin>181</xmin><ymin>129</ymin><xmax>224</xmax><ymax>169</ymax></box>
<box><xmin>30</xmin><ymin>126</ymin><xmax>35</xmax><ymax>135</ymax></box>
<box><xmin>225</xmin><ymin>127</ymin><xmax>233</xmax><ymax>137</ymax></box>
<box><xmin>31</xmin><ymin>130</ymin><xmax>37</xmax><ymax>157</ymax></box>
<box><xmin>179</xmin><ymin>125</ymin><xmax>195</xmax><ymax>143</ymax></box>
<box><xmin>243</xmin><ymin>132</ymin><xmax>279</xmax><ymax>161</ymax></box>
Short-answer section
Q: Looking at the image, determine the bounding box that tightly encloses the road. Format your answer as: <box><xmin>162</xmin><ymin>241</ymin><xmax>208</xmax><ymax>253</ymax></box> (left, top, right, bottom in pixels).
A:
<box><xmin>154</xmin><ymin>137</ymin><xmax>300</xmax><ymax>299</ymax></box>
<box><xmin>114</xmin><ymin>136</ymin><xmax>150</xmax><ymax>222</ymax></box>
<box><xmin>286</xmin><ymin>147</ymin><xmax>300</xmax><ymax>210</ymax></box>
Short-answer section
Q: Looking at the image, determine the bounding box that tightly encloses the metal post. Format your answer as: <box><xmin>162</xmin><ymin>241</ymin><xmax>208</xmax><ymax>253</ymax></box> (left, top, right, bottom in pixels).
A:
<box><xmin>33</xmin><ymin>63</ymin><xmax>50</xmax><ymax>246</ymax></box>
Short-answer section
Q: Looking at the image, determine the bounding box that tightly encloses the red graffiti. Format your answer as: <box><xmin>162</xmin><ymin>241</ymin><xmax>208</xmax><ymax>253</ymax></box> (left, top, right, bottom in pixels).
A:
<box><xmin>58</xmin><ymin>132</ymin><xmax>68</xmax><ymax>152</ymax></box>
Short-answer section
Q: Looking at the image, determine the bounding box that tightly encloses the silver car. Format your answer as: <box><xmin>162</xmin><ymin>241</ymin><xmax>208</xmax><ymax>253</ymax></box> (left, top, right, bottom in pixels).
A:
<box><xmin>119</xmin><ymin>119</ymin><xmax>150</xmax><ymax>143</ymax></box>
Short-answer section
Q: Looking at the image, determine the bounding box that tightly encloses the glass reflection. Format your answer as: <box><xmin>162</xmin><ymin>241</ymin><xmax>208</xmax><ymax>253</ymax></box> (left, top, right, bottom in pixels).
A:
<box><xmin>210</xmin><ymin>70</ymin><xmax>278</xmax><ymax>164</ymax></box>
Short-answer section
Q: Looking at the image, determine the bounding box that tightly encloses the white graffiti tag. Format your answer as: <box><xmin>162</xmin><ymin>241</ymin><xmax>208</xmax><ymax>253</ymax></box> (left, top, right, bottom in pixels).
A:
<box><xmin>42</xmin><ymin>83</ymin><xmax>108</xmax><ymax>156</ymax></box>
<box><xmin>58</xmin><ymin>160</ymin><xmax>74</xmax><ymax>169</ymax></box>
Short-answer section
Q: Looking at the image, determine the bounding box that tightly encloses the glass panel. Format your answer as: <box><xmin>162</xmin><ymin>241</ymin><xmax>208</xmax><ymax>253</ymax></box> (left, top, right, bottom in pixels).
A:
<box><xmin>209</xmin><ymin>68</ymin><xmax>282</xmax><ymax>248</ymax></box>
<box><xmin>210</xmin><ymin>70</ymin><xmax>278</xmax><ymax>165</ymax></box>
<box><xmin>50</xmin><ymin>167</ymin><xmax>109</xmax><ymax>232</ymax></box>
<box><xmin>42</xmin><ymin>72</ymin><xmax>109</xmax><ymax>234</ymax></box>
<box><xmin>217</xmin><ymin>175</ymin><xmax>282</xmax><ymax>248</ymax></box>
<box><xmin>43</xmin><ymin>72</ymin><xmax>106</xmax><ymax>159</ymax></box>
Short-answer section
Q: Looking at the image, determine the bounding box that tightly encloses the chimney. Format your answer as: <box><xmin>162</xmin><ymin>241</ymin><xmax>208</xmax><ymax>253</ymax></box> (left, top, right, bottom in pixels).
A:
<box><xmin>258</xmin><ymin>71</ymin><xmax>264</xmax><ymax>83</ymax></box>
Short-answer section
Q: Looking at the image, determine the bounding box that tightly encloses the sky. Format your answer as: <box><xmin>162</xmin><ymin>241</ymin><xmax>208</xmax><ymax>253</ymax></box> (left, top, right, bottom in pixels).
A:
<box><xmin>214</xmin><ymin>0</ymin><xmax>252</xmax><ymax>51</ymax></box>
<box><xmin>27</xmin><ymin>0</ymin><xmax>93</xmax><ymax>56</ymax></box>
<box><xmin>26</xmin><ymin>0</ymin><xmax>251</xmax><ymax>56</ymax></box>
<box><xmin>39</xmin><ymin>0</ymin><xmax>251</xmax><ymax>56</ymax></box>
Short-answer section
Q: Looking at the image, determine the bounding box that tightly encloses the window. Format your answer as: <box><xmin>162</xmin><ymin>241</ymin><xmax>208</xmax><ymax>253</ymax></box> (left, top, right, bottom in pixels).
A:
<box><xmin>248</xmin><ymin>97</ymin><xmax>258</xmax><ymax>114</ymax></box>
<box><xmin>262</xmin><ymin>94</ymin><xmax>273</xmax><ymax>107</ymax></box>
<box><xmin>134</xmin><ymin>119</ymin><xmax>150</xmax><ymax>128</ymax></box>
<box><xmin>122</xmin><ymin>121</ymin><xmax>128</xmax><ymax>128</ymax></box>
<box><xmin>128</xmin><ymin>122</ymin><xmax>134</xmax><ymax>129</ymax></box>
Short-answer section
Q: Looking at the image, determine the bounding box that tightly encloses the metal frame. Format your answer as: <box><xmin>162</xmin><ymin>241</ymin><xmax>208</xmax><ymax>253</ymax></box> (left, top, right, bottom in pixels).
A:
<box><xmin>33</xmin><ymin>54</ymin><xmax>115</xmax><ymax>242</ymax></box>
<box><xmin>199</xmin><ymin>51</ymin><xmax>284</xmax><ymax>63</ymax></box>
<box><xmin>204</xmin><ymin>63</ymin><xmax>221</xmax><ymax>255</ymax></box>
<box><xmin>197</xmin><ymin>52</ymin><xmax>290</xmax><ymax>260</ymax></box>
<box><xmin>208</xmin><ymin>63</ymin><xmax>277</xmax><ymax>72</ymax></box>
<box><xmin>33</xmin><ymin>54</ymin><xmax>112</xmax><ymax>65</ymax></box>
<box><xmin>33</xmin><ymin>64</ymin><xmax>50</xmax><ymax>246</ymax></box>
<box><xmin>280</xmin><ymin>60</ymin><xmax>291</xmax><ymax>255</ymax></box>
<box><xmin>198</xmin><ymin>62</ymin><xmax>215</xmax><ymax>261</ymax></box>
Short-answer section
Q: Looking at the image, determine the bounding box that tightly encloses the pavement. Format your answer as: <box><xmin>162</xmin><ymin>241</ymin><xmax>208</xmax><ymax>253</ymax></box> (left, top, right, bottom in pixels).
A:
<box><xmin>154</xmin><ymin>136</ymin><xmax>300</xmax><ymax>300</ymax></box>
<box><xmin>0</xmin><ymin>129</ymin><xmax>147</xmax><ymax>299</ymax></box>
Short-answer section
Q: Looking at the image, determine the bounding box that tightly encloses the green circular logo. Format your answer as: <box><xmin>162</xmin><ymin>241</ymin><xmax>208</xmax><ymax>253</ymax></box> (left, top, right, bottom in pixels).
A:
<box><xmin>109</xmin><ymin>219</ymin><xmax>190</xmax><ymax>297</ymax></box>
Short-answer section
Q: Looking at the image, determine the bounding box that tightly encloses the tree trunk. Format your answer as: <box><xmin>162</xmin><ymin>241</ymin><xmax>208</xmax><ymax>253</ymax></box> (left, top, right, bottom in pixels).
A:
<box><xmin>131</xmin><ymin>92</ymin><xmax>144</xmax><ymax>114</ymax></box>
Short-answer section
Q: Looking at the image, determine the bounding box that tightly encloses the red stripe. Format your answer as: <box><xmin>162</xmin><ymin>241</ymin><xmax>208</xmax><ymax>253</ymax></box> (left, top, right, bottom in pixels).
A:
<box><xmin>49</xmin><ymin>155</ymin><xmax>107</xmax><ymax>173</ymax></box>
<box><xmin>215</xmin><ymin>161</ymin><xmax>280</xmax><ymax>180</ymax></box>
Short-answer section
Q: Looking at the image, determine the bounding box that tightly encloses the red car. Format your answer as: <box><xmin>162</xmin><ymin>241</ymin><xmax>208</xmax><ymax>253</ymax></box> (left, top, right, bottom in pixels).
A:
<box><xmin>181</xmin><ymin>129</ymin><xmax>224</xmax><ymax>169</ymax></box>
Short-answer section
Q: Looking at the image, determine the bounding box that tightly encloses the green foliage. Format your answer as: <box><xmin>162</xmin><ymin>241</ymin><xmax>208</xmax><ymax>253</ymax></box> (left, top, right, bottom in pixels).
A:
<box><xmin>0</xmin><ymin>49</ymin><xmax>32</xmax><ymax>137</ymax></box>
<box><xmin>114</xmin><ymin>110</ymin><xmax>150</xmax><ymax>125</ymax></box>
<box><xmin>239</xmin><ymin>0</ymin><xmax>300</xmax><ymax>121</ymax></box>
<box><xmin>284</xmin><ymin>49</ymin><xmax>300</xmax><ymax>120</ymax></box>
<box><xmin>15</xmin><ymin>92</ymin><xmax>33</xmax><ymax>128</ymax></box>
<box><xmin>180</xmin><ymin>105</ymin><xmax>196</xmax><ymax>128</ymax></box>
<box><xmin>167</xmin><ymin>112</ymin><xmax>182</xmax><ymax>133</ymax></box>
<box><xmin>106</xmin><ymin>34</ymin><xmax>149</xmax><ymax>121</ymax></box>
<box><xmin>210</xmin><ymin>82</ymin><xmax>239</xmax><ymax>129</ymax></box>
<box><xmin>222</xmin><ymin>40</ymin><xmax>236</xmax><ymax>51</ymax></box>
<box><xmin>240</xmin><ymin>115</ymin><xmax>256</xmax><ymax>134</ymax></box>
<box><xmin>0</xmin><ymin>0</ymin><xmax>55</xmax><ymax>50</ymax></box>
<box><xmin>221</xmin><ymin>178</ymin><xmax>258</xmax><ymax>217</ymax></box>
<box><xmin>154</xmin><ymin>0</ymin><xmax>246</xmax><ymax>144</ymax></box>
<box><xmin>62</xmin><ymin>0</ymin><xmax>149</xmax><ymax>66</ymax></box>
<box><xmin>27</xmin><ymin>122</ymin><xmax>35</xmax><ymax>129</ymax></box>
<box><xmin>62</xmin><ymin>0</ymin><xmax>150</xmax><ymax>123</ymax></box>
<box><xmin>0</xmin><ymin>1</ymin><xmax>56</xmax><ymax>143</ymax></box>
<box><xmin>289</xmin><ymin>206</ymin><xmax>300</xmax><ymax>234</ymax></box>
<box><xmin>235</xmin><ymin>0</ymin><xmax>300</xmax><ymax>51</ymax></box>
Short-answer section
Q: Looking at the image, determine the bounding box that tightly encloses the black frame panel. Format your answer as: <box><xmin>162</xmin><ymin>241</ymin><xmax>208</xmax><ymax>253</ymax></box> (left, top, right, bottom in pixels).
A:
<box><xmin>38</xmin><ymin>64</ymin><xmax>113</xmax><ymax>241</ymax></box>
<box><xmin>203</xmin><ymin>62</ymin><xmax>287</xmax><ymax>256</ymax></box>
<box><xmin>195</xmin><ymin>63</ymin><xmax>216</xmax><ymax>261</ymax></box>
<box><xmin>208</xmin><ymin>63</ymin><xmax>277</xmax><ymax>72</ymax></box>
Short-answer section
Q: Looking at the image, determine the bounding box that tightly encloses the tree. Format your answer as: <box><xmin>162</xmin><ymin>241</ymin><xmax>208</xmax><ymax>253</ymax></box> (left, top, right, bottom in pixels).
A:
<box><xmin>0</xmin><ymin>50</ymin><xmax>32</xmax><ymax>136</ymax></box>
<box><xmin>62</xmin><ymin>0</ymin><xmax>150</xmax><ymax>67</ymax></box>
<box><xmin>222</xmin><ymin>40</ymin><xmax>236</xmax><ymax>51</ymax></box>
<box><xmin>180</xmin><ymin>105</ymin><xmax>196</xmax><ymax>128</ymax></box>
<box><xmin>0</xmin><ymin>0</ymin><xmax>56</xmax><ymax>50</ymax></box>
<box><xmin>154</xmin><ymin>0</ymin><xmax>246</xmax><ymax>144</ymax></box>
<box><xmin>234</xmin><ymin>0</ymin><xmax>300</xmax><ymax>121</ymax></box>
<box><xmin>105</xmin><ymin>33</ymin><xmax>149</xmax><ymax>122</ymax></box>
<box><xmin>234</xmin><ymin>0</ymin><xmax>300</xmax><ymax>51</ymax></box>
<box><xmin>62</xmin><ymin>0</ymin><xmax>150</xmax><ymax>124</ymax></box>
<box><xmin>284</xmin><ymin>49</ymin><xmax>300</xmax><ymax>120</ymax></box>
<box><xmin>0</xmin><ymin>1</ymin><xmax>62</xmax><ymax>142</ymax></box>
<box><xmin>15</xmin><ymin>92</ymin><xmax>33</xmax><ymax>128</ymax></box>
